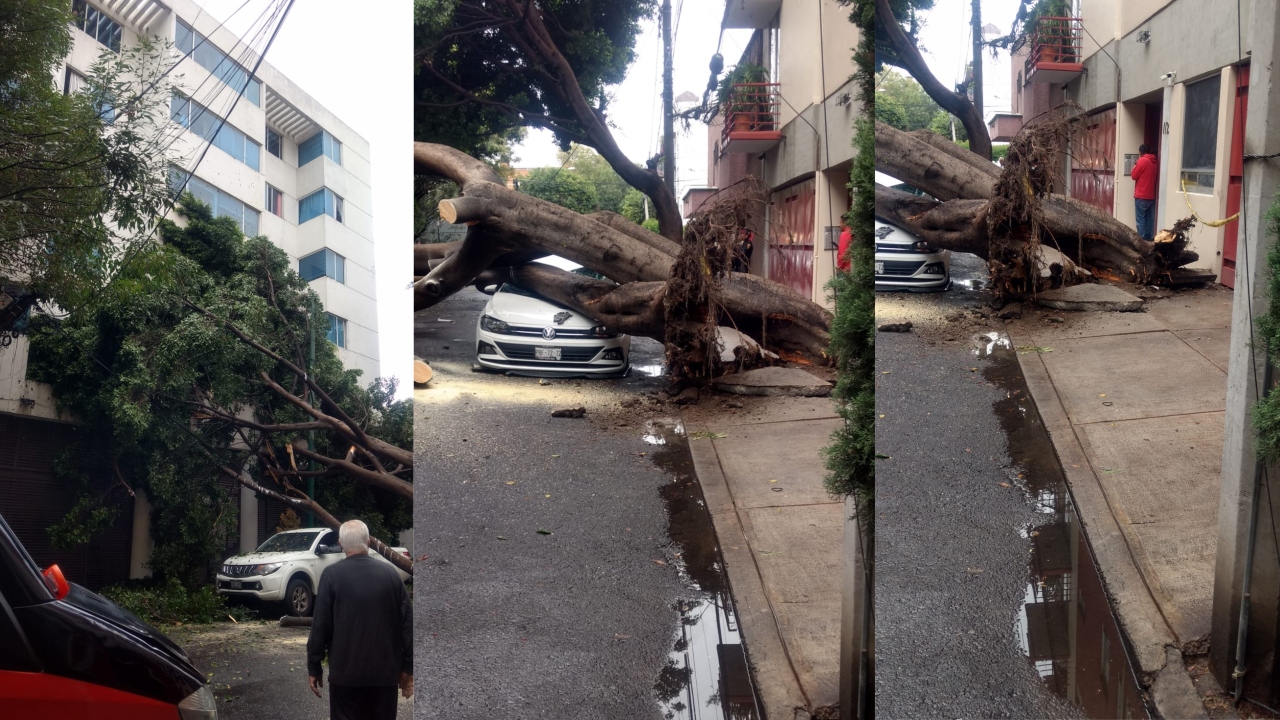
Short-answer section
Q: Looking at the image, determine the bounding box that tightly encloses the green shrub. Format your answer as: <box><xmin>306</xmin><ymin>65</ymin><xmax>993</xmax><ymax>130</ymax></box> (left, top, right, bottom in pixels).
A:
<box><xmin>100</xmin><ymin>578</ymin><xmax>255</xmax><ymax>625</ymax></box>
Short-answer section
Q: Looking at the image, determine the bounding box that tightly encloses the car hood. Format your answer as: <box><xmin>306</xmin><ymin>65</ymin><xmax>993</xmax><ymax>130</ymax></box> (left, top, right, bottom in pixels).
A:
<box><xmin>224</xmin><ymin>550</ymin><xmax>314</xmax><ymax>565</ymax></box>
<box><xmin>874</xmin><ymin>220</ymin><xmax>919</xmax><ymax>248</ymax></box>
<box><xmin>63</xmin><ymin>583</ymin><xmax>193</xmax><ymax>666</ymax></box>
<box><xmin>487</xmin><ymin>291</ymin><xmax>594</xmax><ymax>329</ymax></box>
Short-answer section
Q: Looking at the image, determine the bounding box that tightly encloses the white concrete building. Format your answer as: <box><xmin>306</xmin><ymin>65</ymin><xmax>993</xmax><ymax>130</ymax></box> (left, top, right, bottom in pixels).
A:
<box><xmin>0</xmin><ymin>0</ymin><xmax>382</xmax><ymax>586</ymax></box>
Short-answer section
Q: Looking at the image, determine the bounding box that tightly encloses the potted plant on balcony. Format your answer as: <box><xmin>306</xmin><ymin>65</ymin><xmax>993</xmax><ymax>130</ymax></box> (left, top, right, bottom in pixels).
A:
<box><xmin>717</xmin><ymin>63</ymin><xmax>769</xmax><ymax>132</ymax></box>
<box><xmin>1024</xmin><ymin>0</ymin><xmax>1075</xmax><ymax>64</ymax></box>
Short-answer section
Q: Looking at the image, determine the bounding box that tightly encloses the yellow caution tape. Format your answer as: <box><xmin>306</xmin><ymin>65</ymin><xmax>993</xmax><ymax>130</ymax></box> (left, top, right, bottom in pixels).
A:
<box><xmin>1180</xmin><ymin>178</ymin><xmax>1239</xmax><ymax>227</ymax></box>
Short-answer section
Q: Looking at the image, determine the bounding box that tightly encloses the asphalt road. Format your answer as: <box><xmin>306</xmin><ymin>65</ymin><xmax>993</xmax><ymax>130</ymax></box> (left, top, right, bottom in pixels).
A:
<box><xmin>172</xmin><ymin>620</ymin><xmax>412</xmax><ymax>720</ymax></box>
<box><xmin>873</xmin><ymin>254</ymin><xmax>1081</xmax><ymax>719</ymax></box>
<box><xmin>413</xmin><ymin>287</ymin><xmax>701</xmax><ymax>720</ymax></box>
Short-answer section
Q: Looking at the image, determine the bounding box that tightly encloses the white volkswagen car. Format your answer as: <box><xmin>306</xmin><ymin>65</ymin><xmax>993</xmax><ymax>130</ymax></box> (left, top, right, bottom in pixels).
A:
<box><xmin>216</xmin><ymin>528</ymin><xmax>410</xmax><ymax>616</ymax></box>
<box><xmin>475</xmin><ymin>282</ymin><xmax>630</xmax><ymax>377</ymax></box>
<box><xmin>874</xmin><ymin>218</ymin><xmax>952</xmax><ymax>291</ymax></box>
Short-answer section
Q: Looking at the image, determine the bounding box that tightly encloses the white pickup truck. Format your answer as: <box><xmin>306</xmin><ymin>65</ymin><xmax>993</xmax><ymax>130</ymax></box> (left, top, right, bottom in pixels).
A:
<box><xmin>216</xmin><ymin>527</ymin><xmax>410</xmax><ymax>616</ymax></box>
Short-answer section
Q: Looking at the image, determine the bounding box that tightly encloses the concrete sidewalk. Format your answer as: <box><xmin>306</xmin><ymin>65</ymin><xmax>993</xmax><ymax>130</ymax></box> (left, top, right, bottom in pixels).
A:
<box><xmin>682</xmin><ymin>394</ymin><xmax>845</xmax><ymax>720</ymax></box>
<box><xmin>1009</xmin><ymin>286</ymin><xmax>1233</xmax><ymax>681</ymax></box>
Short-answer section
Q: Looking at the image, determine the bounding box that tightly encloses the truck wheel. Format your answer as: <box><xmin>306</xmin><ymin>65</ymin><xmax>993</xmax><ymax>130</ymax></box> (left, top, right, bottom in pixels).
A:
<box><xmin>285</xmin><ymin>577</ymin><xmax>313</xmax><ymax>617</ymax></box>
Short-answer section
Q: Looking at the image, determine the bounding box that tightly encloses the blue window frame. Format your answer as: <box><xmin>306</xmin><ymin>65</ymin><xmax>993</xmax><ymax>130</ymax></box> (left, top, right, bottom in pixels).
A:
<box><xmin>298</xmin><ymin>131</ymin><xmax>341</xmax><ymax>167</ymax></box>
<box><xmin>298</xmin><ymin>188</ymin><xmax>344</xmax><ymax>225</ymax></box>
<box><xmin>326</xmin><ymin>314</ymin><xmax>346</xmax><ymax>348</ymax></box>
<box><xmin>175</xmin><ymin>20</ymin><xmax>262</xmax><ymax>106</ymax></box>
<box><xmin>72</xmin><ymin>1</ymin><xmax>122</xmax><ymax>52</ymax></box>
<box><xmin>170</xmin><ymin>95</ymin><xmax>260</xmax><ymax>170</ymax></box>
<box><xmin>299</xmin><ymin>249</ymin><xmax>345</xmax><ymax>284</ymax></box>
<box><xmin>168</xmin><ymin>169</ymin><xmax>259</xmax><ymax>237</ymax></box>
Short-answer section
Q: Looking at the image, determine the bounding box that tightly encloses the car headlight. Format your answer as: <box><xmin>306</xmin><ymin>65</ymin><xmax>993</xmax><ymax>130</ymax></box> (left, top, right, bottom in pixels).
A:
<box><xmin>591</xmin><ymin>325</ymin><xmax>618</xmax><ymax>338</ymax></box>
<box><xmin>252</xmin><ymin>562</ymin><xmax>284</xmax><ymax>576</ymax></box>
<box><xmin>479</xmin><ymin>314</ymin><xmax>509</xmax><ymax>334</ymax></box>
<box><xmin>178</xmin><ymin>684</ymin><xmax>217</xmax><ymax>719</ymax></box>
<box><xmin>913</xmin><ymin>240</ymin><xmax>938</xmax><ymax>254</ymax></box>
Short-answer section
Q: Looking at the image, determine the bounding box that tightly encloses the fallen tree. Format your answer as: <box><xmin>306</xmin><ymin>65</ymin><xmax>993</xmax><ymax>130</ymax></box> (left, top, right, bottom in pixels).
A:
<box><xmin>414</xmin><ymin>142</ymin><xmax>834</xmax><ymax>369</ymax></box>
<box><xmin>875</xmin><ymin>120</ymin><xmax>1200</xmax><ymax>291</ymax></box>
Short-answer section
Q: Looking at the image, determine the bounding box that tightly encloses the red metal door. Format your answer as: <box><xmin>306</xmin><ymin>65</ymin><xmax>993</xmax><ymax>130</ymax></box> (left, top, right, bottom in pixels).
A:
<box><xmin>1070</xmin><ymin>108</ymin><xmax>1116</xmax><ymax>215</ymax></box>
<box><xmin>1222</xmin><ymin>64</ymin><xmax>1250</xmax><ymax>288</ymax></box>
<box><xmin>769</xmin><ymin>180</ymin><xmax>815</xmax><ymax>300</ymax></box>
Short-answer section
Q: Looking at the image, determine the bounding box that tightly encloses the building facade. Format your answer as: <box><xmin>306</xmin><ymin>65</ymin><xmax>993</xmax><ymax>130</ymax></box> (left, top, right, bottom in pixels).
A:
<box><xmin>1012</xmin><ymin>0</ymin><xmax>1254</xmax><ymax>286</ymax></box>
<box><xmin>695</xmin><ymin>0</ymin><xmax>857</xmax><ymax>310</ymax></box>
<box><xmin>0</xmin><ymin>0</ymin><xmax>381</xmax><ymax>587</ymax></box>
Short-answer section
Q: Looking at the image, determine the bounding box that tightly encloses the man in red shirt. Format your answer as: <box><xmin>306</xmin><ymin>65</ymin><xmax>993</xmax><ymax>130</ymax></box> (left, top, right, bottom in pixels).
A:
<box><xmin>1131</xmin><ymin>145</ymin><xmax>1159</xmax><ymax>240</ymax></box>
<box><xmin>837</xmin><ymin>226</ymin><xmax>852</xmax><ymax>272</ymax></box>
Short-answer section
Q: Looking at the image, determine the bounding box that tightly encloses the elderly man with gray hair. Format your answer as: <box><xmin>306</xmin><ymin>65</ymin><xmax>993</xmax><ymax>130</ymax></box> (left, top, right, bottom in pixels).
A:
<box><xmin>307</xmin><ymin>519</ymin><xmax>412</xmax><ymax>719</ymax></box>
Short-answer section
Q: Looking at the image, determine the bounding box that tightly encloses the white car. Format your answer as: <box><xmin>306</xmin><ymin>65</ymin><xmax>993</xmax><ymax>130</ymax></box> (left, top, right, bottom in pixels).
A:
<box><xmin>475</xmin><ymin>282</ymin><xmax>631</xmax><ymax>377</ymax></box>
<box><xmin>874</xmin><ymin>219</ymin><xmax>952</xmax><ymax>291</ymax></box>
<box><xmin>216</xmin><ymin>528</ymin><xmax>410</xmax><ymax>616</ymax></box>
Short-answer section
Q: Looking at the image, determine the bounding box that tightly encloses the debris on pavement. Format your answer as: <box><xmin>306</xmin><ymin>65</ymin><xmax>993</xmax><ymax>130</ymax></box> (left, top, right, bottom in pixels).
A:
<box><xmin>878</xmin><ymin>321</ymin><xmax>914</xmax><ymax>332</ymax></box>
<box><xmin>551</xmin><ymin>406</ymin><xmax>586</xmax><ymax>418</ymax></box>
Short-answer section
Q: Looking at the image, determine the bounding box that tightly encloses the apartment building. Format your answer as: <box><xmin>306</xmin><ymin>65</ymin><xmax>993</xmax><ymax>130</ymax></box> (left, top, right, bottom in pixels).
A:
<box><xmin>1009</xmin><ymin>0</ymin><xmax>1253</xmax><ymax>286</ymax></box>
<box><xmin>688</xmin><ymin>0</ymin><xmax>857</xmax><ymax>309</ymax></box>
<box><xmin>0</xmin><ymin>0</ymin><xmax>381</xmax><ymax>587</ymax></box>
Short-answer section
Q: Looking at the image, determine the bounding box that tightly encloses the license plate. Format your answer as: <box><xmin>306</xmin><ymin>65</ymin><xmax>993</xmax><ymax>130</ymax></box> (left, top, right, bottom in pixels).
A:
<box><xmin>534</xmin><ymin>347</ymin><xmax>561</xmax><ymax>361</ymax></box>
<box><xmin>874</xmin><ymin>261</ymin><xmax>884</xmax><ymax>274</ymax></box>
<box><xmin>229</xmin><ymin>580</ymin><xmax>242</xmax><ymax>589</ymax></box>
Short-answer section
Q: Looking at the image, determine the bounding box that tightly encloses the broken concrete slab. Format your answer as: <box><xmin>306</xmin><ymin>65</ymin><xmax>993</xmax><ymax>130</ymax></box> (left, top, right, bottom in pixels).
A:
<box><xmin>1036</xmin><ymin>284</ymin><xmax>1145</xmax><ymax>312</ymax></box>
<box><xmin>712</xmin><ymin>366</ymin><xmax>833</xmax><ymax>397</ymax></box>
<box><xmin>1152</xmin><ymin>647</ymin><xmax>1210</xmax><ymax>720</ymax></box>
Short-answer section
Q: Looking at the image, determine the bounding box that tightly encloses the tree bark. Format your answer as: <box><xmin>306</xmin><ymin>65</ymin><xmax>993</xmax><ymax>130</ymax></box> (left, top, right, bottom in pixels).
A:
<box><xmin>875</xmin><ymin>0</ymin><xmax>992</xmax><ymax>160</ymax></box>
<box><xmin>874</xmin><ymin>122</ymin><xmax>1200</xmax><ymax>282</ymax></box>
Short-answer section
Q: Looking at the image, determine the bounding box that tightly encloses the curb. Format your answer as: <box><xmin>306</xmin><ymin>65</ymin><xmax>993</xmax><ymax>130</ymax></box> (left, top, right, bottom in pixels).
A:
<box><xmin>682</xmin><ymin>410</ymin><xmax>811</xmax><ymax>720</ymax></box>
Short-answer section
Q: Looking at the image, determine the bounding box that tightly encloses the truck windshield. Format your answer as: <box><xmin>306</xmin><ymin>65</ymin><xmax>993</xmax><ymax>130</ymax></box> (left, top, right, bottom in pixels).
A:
<box><xmin>255</xmin><ymin>531</ymin><xmax>320</xmax><ymax>553</ymax></box>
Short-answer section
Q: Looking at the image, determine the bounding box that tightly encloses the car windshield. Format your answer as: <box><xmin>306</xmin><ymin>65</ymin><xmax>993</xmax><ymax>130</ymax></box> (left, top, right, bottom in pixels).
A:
<box><xmin>498</xmin><ymin>282</ymin><xmax>539</xmax><ymax>298</ymax></box>
<box><xmin>255</xmin><ymin>531</ymin><xmax>319</xmax><ymax>553</ymax></box>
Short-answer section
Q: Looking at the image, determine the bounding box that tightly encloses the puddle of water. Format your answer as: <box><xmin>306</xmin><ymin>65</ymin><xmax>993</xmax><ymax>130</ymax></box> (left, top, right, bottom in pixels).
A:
<box><xmin>984</xmin><ymin>343</ymin><xmax>1153</xmax><ymax>719</ymax></box>
<box><xmin>643</xmin><ymin>418</ymin><xmax>685</xmax><ymax>446</ymax></box>
<box><xmin>649</xmin><ymin>431</ymin><xmax>762</xmax><ymax>720</ymax></box>
<box><xmin>954</xmin><ymin>277</ymin><xmax>989</xmax><ymax>292</ymax></box>
<box><xmin>974</xmin><ymin>331</ymin><xmax>1013</xmax><ymax>359</ymax></box>
<box><xmin>635</xmin><ymin>363</ymin><xmax>668</xmax><ymax>378</ymax></box>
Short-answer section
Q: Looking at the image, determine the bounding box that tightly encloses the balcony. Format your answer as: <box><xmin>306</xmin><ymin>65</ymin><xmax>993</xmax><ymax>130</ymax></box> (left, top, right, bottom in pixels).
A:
<box><xmin>1025</xmin><ymin>16</ymin><xmax>1084</xmax><ymax>85</ymax></box>
<box><xmin>723</xmin><ymin>0</ymin><xmax>782</xmax><ymax>28</ymax></box>
<box><xmin>720</xmin><ymin>83</ymin><xmax>783</xmax><ymax>155</ymax></box>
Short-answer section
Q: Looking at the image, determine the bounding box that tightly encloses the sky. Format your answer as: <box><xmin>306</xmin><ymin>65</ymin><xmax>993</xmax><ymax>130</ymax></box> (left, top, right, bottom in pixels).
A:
<box><xmin>198</xmin><ymin>0</ymin><xmax>414</xmax><ymax>399</ymax></box>
<box><xmin>909</xmin><ymin>0</ymin><xmax>1026</xmax><ymax>118</ymax></box>
<box><xmin>511</xmin><ymin>3</ymin><xmax>754</xmax><ymax>208</ymax></box>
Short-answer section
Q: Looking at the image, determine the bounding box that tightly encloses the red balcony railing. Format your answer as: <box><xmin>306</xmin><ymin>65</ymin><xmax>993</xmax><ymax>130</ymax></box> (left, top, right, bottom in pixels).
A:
<box><xmin>721</xmin><ymin>83</ymin><xmax>783</xmax><ymax>154</ymax></box>
<box><xmin>1025</xmin><ymin>16</ymin><xmax>1084</xmax><ymax>84</ymax></box>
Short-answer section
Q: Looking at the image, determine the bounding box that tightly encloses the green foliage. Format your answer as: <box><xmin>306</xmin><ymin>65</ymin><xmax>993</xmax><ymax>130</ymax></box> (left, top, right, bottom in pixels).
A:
<box><xmin>519</xmin><ymin>167</ymin><xmax>599</xmax><ymax>214</ymax></box>
<box><xmin>992</xmin><ymin>144</ymin><xmax>1010</xmax><ymax>163</ymax></box>
<box><xmin>716</xmin><ymin>62</ymin><xmax>769</xmax><ymax>111</ymax></box>
<box><xmin>101</xmin><ymin>578</ymin><xmax>255</xmax><ymax>625</ymax></box>
<box><xmin>557</xmin><ymin>145</ymin><xmax>632</xmax><ymax>214</ymax></box>
<box><xmin>621</xmin><ymin>188</ymin><xmax>655</xmax><ymax>225</ymax></box>
<box><xmin>927</xmin><ymin>109</ymin><xmax>968</xmax><ymax>143</ymax></box>
<box><xmin>876</xmin><ymin>70</ymin><xmax>967</xmax><ymax>143</ymax></box>
<box><xmin>416</xmin><ymin>0</ymin><xmax>654</xmax><ymax>153</ymax></box>
<box><xmin>825</xmin><ymin>1</ymin><xmax>875</xmax><ymax>526</ymax></box>
<box><xmin>29</xmin><ymin>197</ymin><xmax>411</xmax><ymax>587</ymax></box>
<box><xmin>642</xmin><ymin>218</ymin><xmax>660</xmax><ymax>234</ymax></box>
<box><xmin>0</xmin><ymin>6</ymin><xmax>176</xmax><ymax>307</ymax></box>
<box><xmin>1252</xmin><ymin>192</ymin><xmax>1280</xmax><ymax>460</ymax></box>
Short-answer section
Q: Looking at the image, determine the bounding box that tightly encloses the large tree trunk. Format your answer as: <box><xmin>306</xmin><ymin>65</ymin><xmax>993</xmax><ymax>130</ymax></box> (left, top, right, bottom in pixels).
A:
<box><xmin>415</xmin><ymin>142</ymin><xmax>834</xmax><ymax>365</ymax></box>
<box><xmin>875</xmin><ymin>123</ymin><xmax>1199</xmax><ymax>283</ymax></box>
<box><xmin>875</xmin><ymin>0</ymin><xmax>992</xmax><ymax>160</ymax></box>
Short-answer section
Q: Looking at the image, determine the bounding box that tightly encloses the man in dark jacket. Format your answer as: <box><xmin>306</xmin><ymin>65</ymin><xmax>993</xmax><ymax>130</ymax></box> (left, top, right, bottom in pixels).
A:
<box><xmin>1131</xmin><ymin>145</ymin><xmax>1159</xmax><ymax>240</ymax></box>
<box><xmin>307</xmin><ymin>520</ymin><xmax>412</xmax><ymax>720</ymax></box>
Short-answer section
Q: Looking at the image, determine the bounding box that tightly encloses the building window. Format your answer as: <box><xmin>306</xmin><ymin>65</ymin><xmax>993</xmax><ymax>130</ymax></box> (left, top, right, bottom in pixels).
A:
<box><xmin>1181</xmin><ymin>76</ymin><xmax>1220</xmax><ymax>194</ymax></box>
<box><xmin>265</xmin><ymin>184</ymin><xmax>283</xmax><ymax>217</ymax></box>
<box><xmin>266</xmin><ymin>127</ymin><xmax>282</xmax><ymax>159</ymax></box>
<box><xmin>170</xmin><ymin>95</ymin><xmax>261</xmax><ymax>171</ymax></box>
<box><xmin>299</xmin><ymin>249</ymin><xmax>345</xmax><ymax>284</ymax></box>
<box><xmin>175</xmin><ymin>20</ymin><xmax>262</xmax><ymax>106</ymax></box>
<box><xmin>72</xmin><ymin>1</ymin><xmax>122</xmax><ymax>53</ymax></box>
<box><xmin>298</xmin><ymin>130</ymin><xmax>342</xmax><ymax>167</ymax></box>
<box><xmin>64</xmin><ymin>68</ymin><xmax>86</xmax><ymax>95</ymax></box>
<box><xmin>326</xmin><ymin>313</ymin><xmax>346</xmax><ymax>348</ymax></box>
<box><xmin>168</xmin><ymin>169</ymin><xmax>259</xmax><ymax>237</ymax></box>
<box><xmin>298</xmin><ymin>188</ymin><xmax>344</xmax><ymax>225</ymax></box>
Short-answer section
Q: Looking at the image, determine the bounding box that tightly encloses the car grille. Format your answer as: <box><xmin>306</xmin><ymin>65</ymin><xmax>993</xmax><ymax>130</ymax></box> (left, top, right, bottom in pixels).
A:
<box><xmin>505</xmin><ymin>325</ymin><xmax>595</xmax><ymax>338</ymax></box>
<box><xmin>875</xmin><ymin>243</ymin><xmax>923</xmax><ymax>254</ymax></box>
<box><xmin>495</xmin><ymin>342</ymin><xmax>604</xmax><ymax>362</ymax></box>
<box><xmin>221</xmin><ymin>564</ymin><xmax>258</xmax><ymax>578</ymax></box>
<box><xmin>878</xmin><ymin>260</ymin><xmax>924</xmax><ymax>277</ymax></box>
